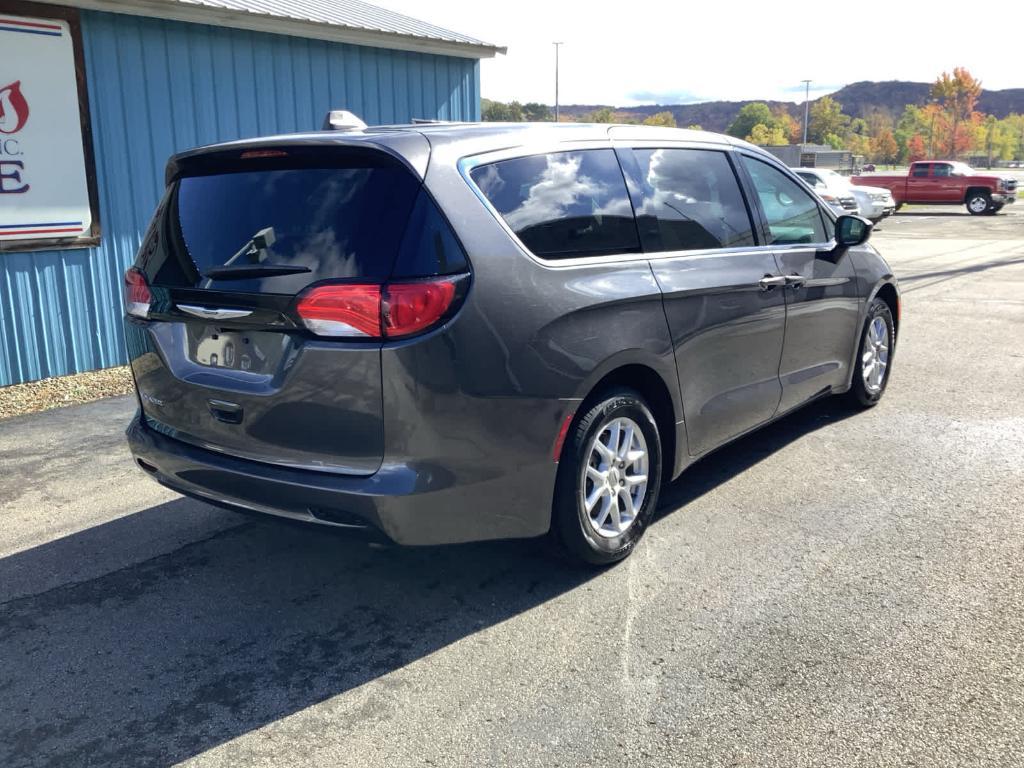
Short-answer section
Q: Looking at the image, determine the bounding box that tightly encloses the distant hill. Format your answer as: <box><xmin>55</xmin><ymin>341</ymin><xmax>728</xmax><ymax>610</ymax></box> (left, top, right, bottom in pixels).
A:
<box><xmin>554</xmin><ymin>81</ymin><xmax>1024</xmax><ymax>132</ymax></box>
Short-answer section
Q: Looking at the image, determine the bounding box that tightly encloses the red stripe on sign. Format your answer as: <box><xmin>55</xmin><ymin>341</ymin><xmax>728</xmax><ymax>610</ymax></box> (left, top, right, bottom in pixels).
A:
<box><xmin>0</xmin><ymin>17</ymin><xmax>64</xmax><ymax>30</ymax></box>
<box><xmin>2</xmin><ymin>227</ymin><xmax>83</xmax><ymax>236</ymax></box>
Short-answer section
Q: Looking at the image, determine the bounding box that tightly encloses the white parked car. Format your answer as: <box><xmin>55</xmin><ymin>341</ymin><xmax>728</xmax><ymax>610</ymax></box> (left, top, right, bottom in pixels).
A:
<box><xmin>794</xmin><ymin>168</ymin><xmax>895</xmax><ymax>223</ymax></box>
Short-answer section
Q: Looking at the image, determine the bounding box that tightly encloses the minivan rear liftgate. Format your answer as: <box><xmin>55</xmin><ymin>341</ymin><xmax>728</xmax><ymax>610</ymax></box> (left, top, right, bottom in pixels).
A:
<box><xmin>124</xmin><ymin>144</ymin><xmax>470</xmax><ymax>476</ymax></box>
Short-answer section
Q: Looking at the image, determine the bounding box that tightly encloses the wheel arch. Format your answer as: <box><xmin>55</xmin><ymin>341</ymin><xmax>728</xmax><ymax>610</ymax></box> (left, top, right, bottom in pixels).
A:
<box><xmin>571</xmin><ymin>358</ymin><xmax>681</xmax><ymax>484</ymax></box>
<box><xmin>964</xmin><ymin>186</ymin><xmax>991</xmax><ymax>204</ymax></box>
<box><xmin>872</xmin><ymin>281</ymin><xmax>900</xmax><ymax>340</ymax></box>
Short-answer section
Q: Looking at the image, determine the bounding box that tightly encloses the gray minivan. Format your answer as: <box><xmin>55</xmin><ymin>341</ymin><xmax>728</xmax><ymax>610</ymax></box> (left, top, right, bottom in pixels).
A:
<box><xmin>125</xmin><ymin>122</ymin><xmax>900</xmax><ymax>565</ymax></box>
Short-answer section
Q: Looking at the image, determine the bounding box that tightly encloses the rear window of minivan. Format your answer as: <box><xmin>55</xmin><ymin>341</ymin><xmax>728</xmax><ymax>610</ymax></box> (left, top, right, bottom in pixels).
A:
<box><xmin>140</xmin><ymin>153</ymin><xmax>466</xmax><ymax>295</ymax></box>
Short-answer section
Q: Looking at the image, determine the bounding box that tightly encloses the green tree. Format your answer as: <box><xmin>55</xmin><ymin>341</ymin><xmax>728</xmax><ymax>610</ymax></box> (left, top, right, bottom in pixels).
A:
<box><xmin>685</xmin><ymin>124</ymin><xmax>703</xmax><ymax>131</ymax></box>
<box><xmin>482</xmin><ymin>99</ymin><xmax>524</xmax><ymax>122</ymax></box>
<box><xmin>894</xmin><ymin>105</ymin><xmax>929</xmax><ymax>162</ymax></box>
<box><xmin>642</xmin><ymin>111</ymin><xmax>677</xmax><ymax>127</ymax></box>
<box><xmin>727</xmin><ymin>103</ymin><xmax>775</xmax><ymax>139</ymax></box>
<box><xmin>584</xmin><ymin>107</ymin><xmax>616</xmax><ymax>123</ymax></box>
<box><xmin>746</xmin><ymin>123</ymin><xmax>787</xmax><ymax>145</ymax></box>
<box><xmin>522</xmin><ymin>102</ymin><xmax>552</xmax><ymax>122</ymax></box>
<box><xmin>808</xmin><ymin>96</ymin><xmax>850</xmax><ymax>144</ymax></box>
<box><xmin>822</xmin><ymin>132</ymin><xmax>845</xmax><ymax>150</ymax></box>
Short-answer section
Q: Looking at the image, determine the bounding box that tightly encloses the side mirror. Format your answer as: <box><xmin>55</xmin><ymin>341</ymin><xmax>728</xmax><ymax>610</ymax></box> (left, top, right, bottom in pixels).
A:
<box><xmin>835</xmin><ymin>214</ymin><xmax>872</xmax><ymax>248</ymax></box>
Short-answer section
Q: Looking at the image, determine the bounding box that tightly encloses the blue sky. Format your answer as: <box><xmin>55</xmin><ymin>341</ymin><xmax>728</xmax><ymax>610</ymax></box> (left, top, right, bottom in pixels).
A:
<box><xmin>376</xmin><ymin>0</ymin><xmax>1024</xmax><ymax>106</ymax></box>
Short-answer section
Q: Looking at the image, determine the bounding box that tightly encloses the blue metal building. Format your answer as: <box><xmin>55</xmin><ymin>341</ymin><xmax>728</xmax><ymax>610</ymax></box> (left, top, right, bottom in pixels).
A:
<box><xmin>0</xmin><ymin>0</ymin><xmax>501</xmax><ymax>387</ymax></box>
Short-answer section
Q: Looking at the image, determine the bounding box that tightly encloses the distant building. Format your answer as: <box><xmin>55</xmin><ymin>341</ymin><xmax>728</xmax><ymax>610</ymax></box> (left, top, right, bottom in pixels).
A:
<box><xmin>761</xmin><ymin>144</ymin><xmax>856</xmax><ymax>173</ymax></box>
<box><xmin>0</xmin><ymin>0</ymin><xmax>502</xmax><ymax>387</ymax></box>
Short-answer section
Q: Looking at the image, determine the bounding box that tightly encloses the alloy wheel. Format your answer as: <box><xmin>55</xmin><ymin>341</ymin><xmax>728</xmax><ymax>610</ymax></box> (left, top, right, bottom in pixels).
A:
<box><xmin>862</xmin><ymin>315</ymin><xmax>890</xmax><ymax>394</ymax></box>
<box><xmin>580</xmin><ymin>416</ymin><xmax>649</xmax><ymax>538</ymax></box>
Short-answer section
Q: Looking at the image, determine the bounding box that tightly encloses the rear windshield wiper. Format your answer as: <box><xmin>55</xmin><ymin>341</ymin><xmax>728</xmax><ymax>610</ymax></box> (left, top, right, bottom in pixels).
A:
<box><xmin>202</xmin><ymin>264</ymin><xmax>311</xmax><ymax>280</ymax></box>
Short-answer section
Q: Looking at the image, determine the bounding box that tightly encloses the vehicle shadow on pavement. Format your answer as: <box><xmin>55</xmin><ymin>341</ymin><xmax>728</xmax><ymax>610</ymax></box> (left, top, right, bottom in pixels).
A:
<box><xmin>656</xmin><ymin>397</ymin><xmax>858</xmax><ymax>517</ymax></box>
<box><xmin>896</xmin><ymin>255</ymin><xmax>1024</xmax><ymax>293</ymax></box>
<box><xmin>0</xmin><ymin>503</ymin><xmax>594</xmax><ymax>767</ymax></box>
<box><xmin>0</xmin><ymin>398</ymin><xmax>854</xmax><ymax>768</ymax></box>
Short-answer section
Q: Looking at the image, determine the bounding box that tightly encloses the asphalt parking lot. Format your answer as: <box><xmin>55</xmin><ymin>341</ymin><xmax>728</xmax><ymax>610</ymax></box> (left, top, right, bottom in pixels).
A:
<box><xmin>2</xmin><ymin>200</ymin><xmax>1022</xmax><ymax>767</ymax></box>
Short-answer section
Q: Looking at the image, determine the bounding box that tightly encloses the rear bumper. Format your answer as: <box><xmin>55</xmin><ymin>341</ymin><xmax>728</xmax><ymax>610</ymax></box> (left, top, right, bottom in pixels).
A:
<box><xmin>127</xmin><ymin>413</ymin><xmax>555</xmax><ymax>545</ymax></box>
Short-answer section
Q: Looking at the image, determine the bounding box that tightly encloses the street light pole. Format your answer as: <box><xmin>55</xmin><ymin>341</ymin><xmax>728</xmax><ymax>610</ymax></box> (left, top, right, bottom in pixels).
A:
<box><xmin>801</xmin><ymin>79</ymin><xmax>811</xmax><ymax>145</ymax></box>
<box><xmin>553</xmin><ymin>42</ymin><xmax>563</xmax><ymax>122</ymax></box>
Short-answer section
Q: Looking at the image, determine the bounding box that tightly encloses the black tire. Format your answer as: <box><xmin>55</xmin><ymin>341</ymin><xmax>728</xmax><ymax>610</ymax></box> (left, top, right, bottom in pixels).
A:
<box><xmin>985</xmin><ymin>203</ymin><xmax>1004</xmax><ymax>216</ymax></box>
<box><xmin>847</xmin><ymin>298</ymin><xmax>896</xmax><ymax>408</ymax></box>
<box><xmin>966</xmin><ymin>191</ymin><xmax>991</xmax><ymax>215</ymax></box>
<box><xmin>552</xmin><ymin>388</ymin><xmax>662</xmax><ymax>566</ymax></box>
<box><xmin>894</xmin><ymin>203</ymin><xmax>903</xmax><ymax>212</ymax></box>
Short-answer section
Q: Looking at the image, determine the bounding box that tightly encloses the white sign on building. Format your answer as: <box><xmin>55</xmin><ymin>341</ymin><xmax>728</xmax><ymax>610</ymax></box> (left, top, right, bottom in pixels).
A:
<box><xmin>0</xmin><ymin>12</ymin><xmax>94</xmax><ymax>244</ymax></box>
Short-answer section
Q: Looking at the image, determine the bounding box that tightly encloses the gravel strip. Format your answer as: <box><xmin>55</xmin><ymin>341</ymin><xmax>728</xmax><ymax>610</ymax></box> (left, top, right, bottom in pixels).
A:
<box><xmin>0</xmin><ymin>366</ymin><xmax>134</xmax><ymax>420</ymax></box>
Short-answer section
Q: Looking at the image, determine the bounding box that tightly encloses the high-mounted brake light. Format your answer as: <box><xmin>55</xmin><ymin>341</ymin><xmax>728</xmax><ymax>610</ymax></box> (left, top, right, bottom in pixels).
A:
<box><xmin>295</xmin><ymin>277</ymin><xmax>462</xmax><ymax>340</ymax></box>
<box><xmin>240</xmin><ymin>150</ymin><xmax>289</xmax><ymax>159</ymax></box>
<box><xmin>124</xmin><ymin>268</ymin><xmax>152</xmax><ymax>318</ymax></box>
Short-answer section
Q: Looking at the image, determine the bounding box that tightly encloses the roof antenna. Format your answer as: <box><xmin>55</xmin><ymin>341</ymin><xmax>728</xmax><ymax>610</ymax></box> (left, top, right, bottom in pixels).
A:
<box><xmin>322</xmin><ymin>110</ymin><xmax>367</xmax><ymax>131</ymax></box>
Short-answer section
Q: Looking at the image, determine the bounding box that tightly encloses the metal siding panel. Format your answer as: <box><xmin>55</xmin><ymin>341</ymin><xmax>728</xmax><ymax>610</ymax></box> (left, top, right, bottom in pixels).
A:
<box><xmin>0</xmin><ymin>11</ymin><xmax>480</xmax><ymax>386</ymax></box>
<box><xmin>291</xmin><ymin>37</ymin><xmax>315</xmax><ymax>131</ymax></box>
<box><xmin>308</xmin><ymin>40</ymin><xmax>331</xmax><ymax>122</ymax></box>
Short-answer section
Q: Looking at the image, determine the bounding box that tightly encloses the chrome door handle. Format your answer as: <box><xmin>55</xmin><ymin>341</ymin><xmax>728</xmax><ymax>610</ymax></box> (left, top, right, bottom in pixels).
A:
<box><xmin>758</xmin><ymin>275</ymin><xmax>787</xmax><ymax>291</ymax></box>
<box><xmin>784</xmin><ymin>274</ymin><xmax>806</xmax><ymax>289</ymax></box>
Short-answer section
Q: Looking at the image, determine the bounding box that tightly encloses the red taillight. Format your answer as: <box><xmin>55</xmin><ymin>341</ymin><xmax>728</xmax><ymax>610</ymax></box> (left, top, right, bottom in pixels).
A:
<box><xmin>384</xmin><ymin>278</ymin><xmax>458</xmax><ymax>339</ymax></box>
<box><xmin>295</xmin><ymin>277</ymin><xmax>461</xmax><ymax>340</ymax></box>
<box><xmin>124</xmin><ymin>268</ymin><xmax>152</xmax><ymax>318</ymax></box>
<box><xmin>295</xmin><ymin>284</ymin><xmax>382</xmax><ymax>338</ymax></box>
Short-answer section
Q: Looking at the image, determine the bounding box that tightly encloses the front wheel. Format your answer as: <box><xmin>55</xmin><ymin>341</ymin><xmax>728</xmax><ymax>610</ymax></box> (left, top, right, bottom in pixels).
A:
<box><xmin>966</xmin><ymin>192</ymin><xmax>991</xmax><ymax>215</ymax></box>
<box><xmin>847</xmin><ymin>298</ymin><xmax>895</xmax><ymax>408</ymax></box>
<box><xmin>552</xmin><ymin>388</ymin><xmax>662</xmax><ymax>566</ymax></box>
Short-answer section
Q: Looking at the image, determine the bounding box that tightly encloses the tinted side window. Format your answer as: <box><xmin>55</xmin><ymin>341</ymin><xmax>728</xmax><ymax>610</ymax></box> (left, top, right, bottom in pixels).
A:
<box><xmin>912</xmin><ymin>164</ymin><xmax>931</xmax><ymax>178</ymax></box>
<box><xmin>470</xmin><ymin>149</ymin><xmax>639</xmax><ymax>259</ymax></box>
<box><xmin>392</xmin><ymin>188</ymin><xmax>468</xmax><ymax>277</ymax></box>
<box><xmin>632</xmin><ymin>148</ymin><xmax>755</xmax><ymax>252</ymax></box>
<box><xmin>740</xmin><ymin>156</ymin><xmax>827</xmax><ymax>245</ymax></box>
<box><xmin>933</xmin><ymin>163</ymin><xmax>952</xmax><ymax>178</ymax></box>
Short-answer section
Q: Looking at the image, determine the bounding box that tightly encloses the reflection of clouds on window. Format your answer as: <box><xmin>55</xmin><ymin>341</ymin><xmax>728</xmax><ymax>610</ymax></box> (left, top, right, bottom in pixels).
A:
<box><xmin>473</xmin><ymin>164</ymin><xmax>505</xmax><ymax>198</ymax></box>
<box><xmin>471</xmin><ymin>149</ymin><xmax>639</xmax><ymax>259</ymax></box>
<box><xmin>634</xmin><ymin>148</ymin><xmax>754</xmax><ymax>252</ymax></box>
<box><xmin>504</xmin><ymin>154</ymin><xmax>609</xmax><ymax>231</ymax></box>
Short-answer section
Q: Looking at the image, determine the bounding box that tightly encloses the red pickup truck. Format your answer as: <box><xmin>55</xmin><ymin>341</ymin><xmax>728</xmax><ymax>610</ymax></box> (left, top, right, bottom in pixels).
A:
<box><xmin>852</xmin><ymin>161</ymin><xmax>1018</xmax><ymax>215</ymax></box>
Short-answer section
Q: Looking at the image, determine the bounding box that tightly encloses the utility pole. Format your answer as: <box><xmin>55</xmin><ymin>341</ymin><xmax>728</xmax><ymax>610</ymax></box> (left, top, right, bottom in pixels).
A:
<box><xmin>928</xmin><ymin>99</ymin><xmax>937</xmax><ymax>158</ymax></box>
<box><xmin>801</xmin><ymin>79</ymin><xmax>811</xmax><ymax>145</ymax></box>
<box><xmin>553</xmin><ymin>42</ymin><xmax>563</xmax><ymax>122</ymax></box>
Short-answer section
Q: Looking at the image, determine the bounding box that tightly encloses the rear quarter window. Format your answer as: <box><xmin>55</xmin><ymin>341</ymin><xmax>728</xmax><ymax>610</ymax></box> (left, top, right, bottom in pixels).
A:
<box><xmin>470</xmin><ymin>149</ymin><xmax>640</xmax><ymax>259</ymax></box>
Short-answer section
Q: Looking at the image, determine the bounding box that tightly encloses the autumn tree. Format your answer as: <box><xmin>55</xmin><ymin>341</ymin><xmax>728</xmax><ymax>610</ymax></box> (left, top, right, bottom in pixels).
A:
<box><xmin>872</xmin><ymin>129</ymin><xmax>899</xmax><ymax>165</ymax></box>
<box><xmin>906</xmin><ymin>134</ymin><xmax>927</xmax><ymax>163</ymax></box>
<box><xmin>772</xmin><ymin>108</ymin><xmax>802</xmax><ymax>143</ymax></box>
<box><xmin>930</xmin><ymin>67</ymin><xmax>982</xmax><ymax>158</ymax></box>
<box><xmin>643</xmin><ymin>111</ymin><xmax>677</xmax><ymax>127</ymax></box>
